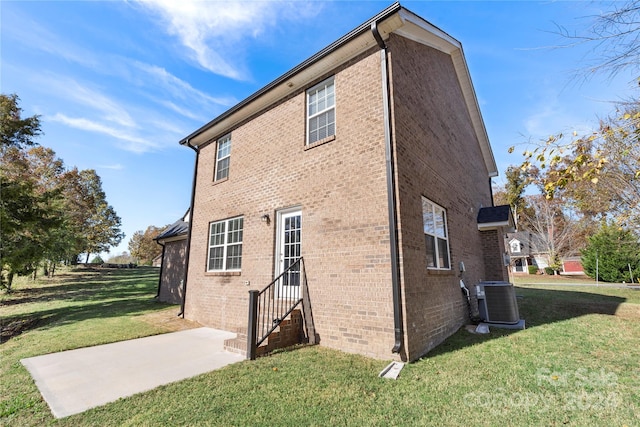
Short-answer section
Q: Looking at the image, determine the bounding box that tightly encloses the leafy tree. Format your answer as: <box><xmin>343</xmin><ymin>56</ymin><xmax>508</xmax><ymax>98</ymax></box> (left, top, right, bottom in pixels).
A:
<box><xmin>1</xmin><ymin>94</ymin><xmax>125</xmax><ymax>288</ymax></box>
<box><xmin>128</xmin><ymin>225</ymin><xmax>165</xmax><ymax>265</ymax></box>
<box><xmin>514</xmin><ymin>104</ymin><xmax>640</xmax><ymax>232</ymax></box>
<box><xmin>0</xmin><ymin>147</ymin><xmax>65</xmax><ymax>288</ymax></box>
<box><xmin>61</xmin><ymin>168</ymin><xmax>125</xmax><ymax>263</ymax></box>
<box><xmin>511</xmin><ymin>0</ymin><xmax>640</xmax><ymax>230</ymax></box>
<box><xmin>0</xmin><ymin>97</ymin><xmax>63</xmax><ymax>289</ymax></box>
<box><xmin>581</xmin><ymin>222</ymin><xmax>640</xmax><ymax>283</ymax></box>
<box><xmin>0</xmin><ymin>94</ymin><xmax>41</xmax><ymax>149</ymax></box>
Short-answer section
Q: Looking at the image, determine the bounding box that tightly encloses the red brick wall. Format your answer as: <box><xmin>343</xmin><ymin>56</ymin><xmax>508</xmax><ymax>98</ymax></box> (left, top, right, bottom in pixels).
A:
<box><xmin>158</xmin><ymin>238</ymin><xmax>187</xmax><ymax>305</ymax></box>
<box><xmin>387</xmin><ymin>34</ymin><xmax>498</xmax><ymax>360</ymax></box>
<box><xmin>184</xmin><ymin>50</ymin><xmax>398</xmax><ymax>359</ymax></box>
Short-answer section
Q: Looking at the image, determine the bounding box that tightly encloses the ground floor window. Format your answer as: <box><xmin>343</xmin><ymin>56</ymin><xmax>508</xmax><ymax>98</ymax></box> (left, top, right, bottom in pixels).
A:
<box><xmin>207</xmin><ymin>216</ymin><xmax>243</xmax><ymax>271</ymax></box>
<box><xmin>422</xmin><ymin>197</ymin><xmax>450</xmax><ymax>269</ymax></box>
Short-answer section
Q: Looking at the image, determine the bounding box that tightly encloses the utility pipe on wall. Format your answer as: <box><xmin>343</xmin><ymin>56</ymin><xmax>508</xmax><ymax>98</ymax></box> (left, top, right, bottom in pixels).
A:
<box><xmin>179</xmin><ymin>139</ymin><xmax>200</xmax><ymax>317</ymax></box>
<box><xmin>371</xmin><ymin>20</ymin><xmax>404</xmax><ymax>356</ymax></box>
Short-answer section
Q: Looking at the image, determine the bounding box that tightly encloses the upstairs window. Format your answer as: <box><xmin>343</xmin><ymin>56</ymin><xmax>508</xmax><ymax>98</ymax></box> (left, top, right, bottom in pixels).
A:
<box><xmin>510</xmin><ymin>240</ymin><xmax>521</xmax><ymax>253</ymax></box>
<box><xmin>422</xmin><ymin>197</ymin><xmax>450</xmax><ymax>269</ymax></box>
<box><xmin>214</xmin><ymin>134</ymin><xmax>231</xmax><ymax>181</ymax></box>
<box><xmin>207</xmin><ymin>216</ymin><xmax>243</xmax><ymax>271</ymax></box>
<box><xmin>307</xmin><ymin>77</ymin><xmax>335</xmax><ymax>145</ymax></box>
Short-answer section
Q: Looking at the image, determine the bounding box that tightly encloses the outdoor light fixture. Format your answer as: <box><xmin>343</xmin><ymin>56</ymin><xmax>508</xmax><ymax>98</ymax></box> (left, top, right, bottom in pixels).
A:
<box><xmin>261</xmin><ymin>214</ymin><xmax>270</xmax><ymax>224</ymax></box>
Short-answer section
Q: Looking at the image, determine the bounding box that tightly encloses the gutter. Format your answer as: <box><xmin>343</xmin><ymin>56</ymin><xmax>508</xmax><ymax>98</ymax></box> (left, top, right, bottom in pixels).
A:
<box><xmin>179</xmin><ymin>139</ymin><xmax>200</xmax><ymax>317</ymax></box>
<box><xmin>372</xmin><ymin>21</ymin><xmax>404</xmax><ymax>356</ymax></box>
<box><xmin>155</xmin><ymin>239</ymin><xmax>166</xmax><ymax>298</ymax></box>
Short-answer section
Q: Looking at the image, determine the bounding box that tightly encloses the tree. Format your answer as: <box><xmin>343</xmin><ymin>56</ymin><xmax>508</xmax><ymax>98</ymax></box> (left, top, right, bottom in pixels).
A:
<box><xmin>128</xmin><ymin>225</ymin><xmax>165</xmax><ymax>265</ymax></box>
<box><xmin>0</xmin><ymin>97</ymin><xmax>61</xmax><ymax>289</ymax></box>
<box><xmin>90</xmin><ymin>255</ymin><xmax>104</xmax><ymax>264</ymax></box>
<box><xmin>493</xmin><ymin>166</ymin><xmax>538</xmax><ymax>230</ymax></box>
<box><xmin>61</xmin><ymin>168</ymin><xmax>125</xmax><ymax>263</ymax></box>
<box><xmin>518</xmin><ymin>195</ymin><xmax>589</xmax><ymax>273</ymax></box>
<box><xmin>581</xmin><ymin>222</ymin><xmax>640</xmax><ymax>283</ymax></box>
<box><xmin>514</xmin><ymin>104</ymin><xmax>640</xmax><ymax>232</ymax></box>
<box><xmin>553</xmin><ymin>0</ymin><xmax>640</xmax><ymax>79</ymax></box>
<box><xmin>512</xmin><ymin>0</ymin><xmax>640</xmax><ymax>229</ymax></box>
<box><xmin>0</xmin><ymin>146</ymin><xmax>65</xmax><ymax>288</ymax></box>
<box><xmin>0</xmin><ymin>94</ymin><xmax>41</xmax><ymax>149</ymax></box>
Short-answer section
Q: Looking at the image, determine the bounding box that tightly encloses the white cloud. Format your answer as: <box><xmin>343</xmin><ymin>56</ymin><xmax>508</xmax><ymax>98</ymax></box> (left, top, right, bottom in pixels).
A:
<box><xmin>135</xmin><ymin>0</ymin><xmax>323</xmax><ymax>80</ymax></box>
<box><xmin>98</xmin><ymin>164</ymin><xmax>125</xmax><ymax>170</ymax></box>
<box><xmin>66</xmin><ymin>81</ymin><xmax>137</xmax><ymax>128</ymax></box>
<box><xmin>133</xmin><ymin>62</ymin><xmax>236</xmax><ymax>109</ymax></box>
<box><xmin>49</xmin><ymin>113</ymin><xmax>159</xmax><ymax>153</ymax></box>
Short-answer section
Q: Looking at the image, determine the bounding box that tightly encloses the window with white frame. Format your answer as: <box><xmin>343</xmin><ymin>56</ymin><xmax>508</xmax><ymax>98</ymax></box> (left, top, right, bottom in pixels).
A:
<box><xmin>214</xmin><ymin>134</ymin><xmax>231</xmax><ymax>181</ymax></box>
<box><xmin>422</xmin><ymin>197</ymin><xmax>450</xmax><ymax>269</ymax></box>
<box><xmin>207</xmin><ymin>216</ymin><xmax>243</xmax><ymax>271</ymax></box>
<box><xmin>307</xmin><ymin>77</ymin><xmax>335</xmax><ymax>145</ymax></box>
<box><xmin>510</xmin><ymin>240</ymin><xmax>521</xmax><ymax>253</ymax></box>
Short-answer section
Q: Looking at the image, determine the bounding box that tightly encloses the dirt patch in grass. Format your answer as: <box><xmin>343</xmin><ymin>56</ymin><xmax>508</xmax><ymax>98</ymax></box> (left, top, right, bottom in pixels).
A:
<box><xmin>137</xmin><ymin>308</ymin><xmax>201</xmax><ymax>332</ymax></box>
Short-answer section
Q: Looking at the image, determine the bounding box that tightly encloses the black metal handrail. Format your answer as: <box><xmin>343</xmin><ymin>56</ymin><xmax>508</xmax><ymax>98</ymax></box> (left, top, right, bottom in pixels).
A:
<box><xmin>247</xmin><ymin>257</ymin><xmax>306</xmax><ymax>360</ymax></box>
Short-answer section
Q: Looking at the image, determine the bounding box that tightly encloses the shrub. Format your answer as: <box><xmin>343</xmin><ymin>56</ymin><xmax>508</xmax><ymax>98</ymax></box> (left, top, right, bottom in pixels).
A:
<box><xmin>581</xmin><ymin>222</ymin><xmax>640</xmax><ymax>283</ymax></box>
<box><xmin>544</xmin><ymin>267</ymin><xmax>555</xmax><ymax>275</ymax></box>
<box><xmin>528</xmin><ymin>265</ymin><xmax>539</xmax><ymax>275</ymax></box>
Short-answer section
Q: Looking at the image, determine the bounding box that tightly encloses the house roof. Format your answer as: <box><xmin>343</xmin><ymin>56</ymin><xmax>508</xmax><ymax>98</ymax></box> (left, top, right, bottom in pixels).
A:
<box><xmin>477</xmin><ymin>205</ymin><xmax>515</xmax><ymax>232</ymax></box>
<box><xmin>155</xmin><ymin>209</ymin><xmax>190</xmax><ymax>242</ymax></box>
<box><xmin>179</xmin><ymin>2</ymin><xmax>498</xmax><ymax>178</ymax></box>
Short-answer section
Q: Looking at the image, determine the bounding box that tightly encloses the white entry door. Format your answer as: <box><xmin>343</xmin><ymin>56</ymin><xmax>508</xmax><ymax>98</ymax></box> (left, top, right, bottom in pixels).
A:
<box><xmin>277</xmin><ymin>209</ymin><xmax>301</xmax><ymax>300</ymax></box>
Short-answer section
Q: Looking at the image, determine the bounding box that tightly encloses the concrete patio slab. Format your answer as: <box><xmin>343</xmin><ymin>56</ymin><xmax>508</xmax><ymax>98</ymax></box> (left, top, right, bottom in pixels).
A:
<box><xmin>21</xmin><ymin>328</ymin><xmax>243</xmax><ymax>418</ymax></box>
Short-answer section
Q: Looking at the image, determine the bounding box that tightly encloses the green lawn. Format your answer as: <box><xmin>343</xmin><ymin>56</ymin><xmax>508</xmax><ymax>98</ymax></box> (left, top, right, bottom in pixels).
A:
<box><xmin>2</xmin><ymin>268</ymin><xmax>639</xmax><ymax>426</ymax></box>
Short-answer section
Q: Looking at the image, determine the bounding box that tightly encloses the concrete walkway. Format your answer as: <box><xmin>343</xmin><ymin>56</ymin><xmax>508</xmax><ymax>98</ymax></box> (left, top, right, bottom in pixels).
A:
<box><xmin>21</xmin><ymin>328</ymin><xmax>244</xmax><ymax>418</ymax></box>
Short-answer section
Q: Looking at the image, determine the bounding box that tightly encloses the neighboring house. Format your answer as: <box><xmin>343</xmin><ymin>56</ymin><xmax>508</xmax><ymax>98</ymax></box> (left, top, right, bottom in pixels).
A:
<box><xmin>561</xmin><ymin>257</ymin><xmax>585</xmax><ymax>275</ymax></box>
<box><xmin>178</xmin><ymin>3</ymin><xmax>512</xmax><ymax>362</ymax></box>
<box><xmin>151</xmin><ymin>253</ymin><xmax>162</xmax><ymax>268</ymax></box>
<box><xmin>506</xmin><ymin>231</ymin><xmax>535</xmax><ymax>273</ymax></box>
<box><xmin>155</xmin><ymin>210</ymin><xmax>189</xmax><ymax>305</ymax></box>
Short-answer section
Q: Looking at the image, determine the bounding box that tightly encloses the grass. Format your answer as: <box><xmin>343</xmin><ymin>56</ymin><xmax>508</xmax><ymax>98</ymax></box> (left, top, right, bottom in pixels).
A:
<box><xmin>2</xmin><ymin>269</ymin><xmax>639</xmax><ymax>426</ymax></box>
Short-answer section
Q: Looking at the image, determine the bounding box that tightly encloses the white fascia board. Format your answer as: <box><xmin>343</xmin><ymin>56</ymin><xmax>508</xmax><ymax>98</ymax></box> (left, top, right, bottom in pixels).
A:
<box><xmin>478</xmin><ymin>221</ymin><xmax>509</xmax><ymax>231</ymax></box>
<box><xmin>158</xmin><ymin>234</ymin><xmax>187</xmax><ymax>244</ymax></box>
<box><xmin>393</xmin><ymin>9</ymin><xmax>499</xmax><ymax>178</ymax></box>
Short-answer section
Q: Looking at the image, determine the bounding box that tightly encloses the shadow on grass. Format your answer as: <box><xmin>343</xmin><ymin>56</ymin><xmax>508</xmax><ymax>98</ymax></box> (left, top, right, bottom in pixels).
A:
<box><xmin>427</xmin><ymin>286</ymin><xmax>628</xmax><ymax>359</ymax></box>
<box><xmin>0</xmin><ymin>267</ymin><xmax>166</xmax><ymax>343</ymax></box>
<box><xmin>1</xmin><ymin>268</ymin><xmax>159</xmax><ymax>307</ymax></box>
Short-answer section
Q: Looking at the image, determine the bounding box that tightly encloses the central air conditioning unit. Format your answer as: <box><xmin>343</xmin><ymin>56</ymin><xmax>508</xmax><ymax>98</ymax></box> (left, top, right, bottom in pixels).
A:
<box><xmin>476</xmin><ymin>281</ymin><xmax>521</xmax><ymax>325</ymax></box>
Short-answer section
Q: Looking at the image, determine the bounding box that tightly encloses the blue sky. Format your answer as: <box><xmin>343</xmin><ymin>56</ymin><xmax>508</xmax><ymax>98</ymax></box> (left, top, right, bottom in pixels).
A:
<box><xmin>2</xmin><ymin>1</ymin><xmax>637</xmax><ymax>258</ymax></box>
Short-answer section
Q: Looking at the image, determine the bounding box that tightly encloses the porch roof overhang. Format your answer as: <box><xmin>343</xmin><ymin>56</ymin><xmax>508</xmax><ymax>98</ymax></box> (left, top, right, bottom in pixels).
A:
<box><xmin>477</xmin><ymin>205</ymin><xmax>515</xmax><ymax>232</ymax></box>
<box><xmin>178</xmin><ymin>2</ymin><xmax>498</xmax><ymax>178</ymax></box>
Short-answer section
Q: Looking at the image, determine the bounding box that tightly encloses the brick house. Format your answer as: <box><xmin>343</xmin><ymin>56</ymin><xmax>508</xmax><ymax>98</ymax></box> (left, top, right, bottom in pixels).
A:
<box><xmin>155</xmin><ymin>210</ymin><xmax>189</xmax><ymax>305</ymax></box>
<box><xmin>178</xmin><ymin>3</ymin><xmax>510</xmax><ymax>362</ymax></box>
